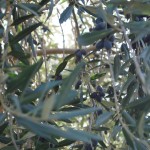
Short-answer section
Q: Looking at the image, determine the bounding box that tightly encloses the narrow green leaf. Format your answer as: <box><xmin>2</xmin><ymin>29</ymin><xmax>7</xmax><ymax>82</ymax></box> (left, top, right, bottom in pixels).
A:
<box><xmin>0</xmin><ymin>24</ymin><xmax>4</xmax><ymax>38</ymax></box>
<box><xmin>82</xmin><ymin>5</ymin><xmax>115</xmax><ymax>25</ymax></box>
<box><xmin>120</xmin><ymin>73</ymin><xmax>135</xmax><ymax>94</ymax></box>
<box><xmin>124</xmin><ymin>21</ymin><xmax>150</xmax><ymax>43</ymax></box>
<box><xmin>45</xmin><ymin>0</ymin><xmax>54</xmax><ymax>21</ymax></box>
<box><xmin>15</xmin><ymin>3</ymin><xmax>41</xmax><ymax>16</ymax></box>
<box><xmin>16</xmin><ymin>117</ymin><xmax>59</xmax><ymax>144</ymax></box>
<box><xmin>11</xmin><ymin>14</ymin><xmax>34</xmax><ymax>26</ymax></box>
<box><xmin>64</xmin><ymin>53</ymin><xmax>75</xmax><ymax>61</ymax></box>
<box><xmin>55</xmin><ymin>61</ymin><xmax>68</xmax><ymax>76</ymax></box>
<box><xmin>101</xmin><ymin>101</ymin><xmax>115</xmax><ymax>107</ymax></box>
<box><xmin>95</xmin><ymin>111</ymin><xmax>113</xmax><ymax>126</ymax></box>
<box><xmin>113</xmin><ymin>55</ymin><xmax>121</xmax><ymax>81</ymax></box>
<box><xmin>27</xmin><ymin>34</ymin><xmax>36</xmax><ymax>57</ymax></box>
<box><xmin>134</xmin><ymin>139</ymin><xmax>148</xmax><ymax>150</ymax></box>
<box><xmin>126</xmin><ymin>96</ymin><xmax>150</xmax><ymax>109</ymax></box>
<box><xmin>16</xmin><ymin>116</ymin><xmax>103</xmax><ymax>143</ymax></box>
<box><xmin>21</xmin><ymin>80</ymin><xmax>62</xmax><ymax>104</ymax></box>
<box><xmin>59</xmin><ymin>5</ymin><xmax>73</xmax><ymax>24</ymax></box>
<box><xmin>0</xmin><ymin>146</ymin><xmax>16</xmax><ymax>150</ymax></box>
<box><xmin>55</xmin><ymin>62</ymin><xmax>85</xmax><ymax>109</ymax></box>
<box><xmin>124</xmin><ymin>2</ymin><xmax>150</xmax><ymax>16</ymax></box>
<box><xmin>0</xmin><ymin>113</ymin><xmax>6</xmax><ymax>124</ymax></box>
<box><xmin>48</xmin><ymin>107</ymin><xmax>101</xmax><ymax>120</ymax></box>
<box><xmin>78</xmin><ymin>29</ymin><xmax>114</xmax><ymax>46</ymax></box>
<box><xmin>122</xmin><ymin>81</ymin><xmax>138</xmax><ymax>108</ymax></box>
<box><xmin>0</xmin><ymin>136</ymin><xmax>11</xmax><ymax>144</ymax></box>
<box><xmin>9</xmin><ymin>40</ymin><xmax>30</xmax><ymax>65</ymax></box>
<box><xmin>10</xmin><ymin>22</ymin><xmax>42</xmax><ymax>44</ymax></box>
<box><xmin>111</xmin><ymin>126</ymin><xmax>122</xmax><ymax>140</ymax></box>
<box><xmin>120</xmin><ymin>58</ymin><xmax>132</xmax><ymax>75</ymax></box>
<box><xmin>137</xmin><ymin>112</ymin><xmax>145</xmax><ymax>138</ymax></box>
<box><xmin>0</xmin><ymin>125</ymin><xmax>8</xmax><ymax>136</ymax></box>
<box><xmin>122</xmin><ymin>111</ymin><xmax>136</xmax><ymax>130</ymax></box>
<box><xmin>90</xmin><ymin>72</ymin><xmax>106</xmax><ymax>80</ymax></box>
<box><xmin>122</xmin><ymin>128</ymin><xmax>135</xmax><ymax>149</ymax></box>
<box><xmin>52</xmin><ymin>90</ymin><xmax>78</xmax><ymax>110</ymax></box>
<box><xmin>6</xmin><ymin>59</ymin><xmax>43</xmax><ymax>93</ymax></box>
<box><xmin>66</xmin><ymin>127</ymin><xmax>103</xmax><ymax>142</ymax></box>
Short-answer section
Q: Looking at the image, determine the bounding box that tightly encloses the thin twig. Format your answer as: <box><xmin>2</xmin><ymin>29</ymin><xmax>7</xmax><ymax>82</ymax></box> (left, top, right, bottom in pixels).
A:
<box><xmin>72</xmin><ymin>8</ymin><xmax>81</xmax><ymax>49</ymax></box>
<box><xmin>36</xmin><ymin>46</ymin><xmax>96</xmax><ymax>55</ymax></box>
<box><xmin>57</xmin><ymin>8</ymin><xmax>65</xmax><ymax>58</ymax></box>
<box><xmin>35</xmin><ymin>31</ymin><xmax>48</xmax><ymax>81</ymax></box>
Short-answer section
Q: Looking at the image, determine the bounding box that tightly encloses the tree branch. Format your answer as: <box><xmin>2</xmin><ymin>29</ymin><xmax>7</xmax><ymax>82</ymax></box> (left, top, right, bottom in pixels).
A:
<box><xmin>36</xmin><ymin>46</ymin><xmax>96</xmax><ymax>56</ymax></box>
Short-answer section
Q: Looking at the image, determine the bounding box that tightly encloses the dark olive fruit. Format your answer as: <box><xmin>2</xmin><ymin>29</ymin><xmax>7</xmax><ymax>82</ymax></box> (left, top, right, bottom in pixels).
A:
<box><xmin>125</xmin><ymin>14</ymin><xmax>131</xmax><ymax>20</ymax></box>
<box><xmin>99</xmin><ymin>92</ymin><xmax>105</xmax><ymax>97</ymax></box>
<box><xmin>84</xmin><ymin>143</ymin><xmax>92</xmax><ymax>150</ymax></box>
<box><xmin>42</xmin><ymin>26</ymin><xmax>49</xmax><ymax>32</ymax></box>
<box><xmin>96</xmin><ymin>40</ymin><xmax>104</xmax><ymax>50</ymax></box>
<box><xmin>94</xmin><ymin>22</ymin><xmax>106</xmax><ymax>31</ymax></box>
<box><xmin>75</xmin><ymin>50</ymin><xmax>83</xmax><ymax>63</ymax></box>
<box><xmin>107</xmin><ymin>86</ymin><xmax>114</xmax><ymax>96</ymax></box>
<box><xmin>75</xmin><ymin>80</ymin><xmax>82</xmax><ymax>89</ymax></box>
<box><xmin>92</xmin><ymin>139</ymin><xmax>98</xmax><ymax>147</ymax></box>
<box><xmin>89</xmin><ymin>28</ymin><xmax>93</xmax><ymax>32</ymax></box>
<box><xmin>119</xmin><ymin>54</ymin><xmax>123</xmax><ymax>60</ymax></box>
<box><xmin>90</xmin><ymin>92</ymin><xmax>97</xmax><ymax>99</ymax></box>
<box><xmin>107</xmin><ymin>23</ymin><xmax>112</xmax><ymax>28</ymax></box>
<box><xmin>75</xmin><ymin>50</ymin><xmax>83</xmax><ymax>58</ymax></box>
<box><xmin>105</xmin><ymin>64</ymin><xmax>109</xmax><ymax>68</ymax></box>
<box><xmin>96</xmin><ymin>93</ymin><xmax>102</xmax><ymax>102</ymax></box>
<box><xmin>55</xmin><ymin>74</ymin><xmax>62</xmax><ymax>80</ymax></box>
<box><xmin>75</xmin><ymin>57</ymin><xmax>82</xmax><ymax>63</ymax></box>
<box><xmin>132</xmin><ymin>42</ymin><xmax>137</xmax><ymax>49</ymax></box>
<box><xmin>39</xmin><ymin>137</ymin><xmax>48</xmax><ymax>143</ymax></box>
<box><xmin>135</xmin><ymin>16</ymin><xmax>143</xmax><ymax>21</ymax></box>
<box><xmin>97</xmin><ymin>86</ymin><xmax>105</xmax><ymax>97</ymax></box>
<box><xmin>104</xmin><ymin>40</ymin><xmax>112</xmax><ymax>50</ymax></box>
<box><xmin>108</xmin><ymin>35</ymin><xmax>115</xmax><ymax>43</ymax></box>
<box><xmin>96</xmin><ymin>86</ymin><xmax>103</xmax><ymax>92</ymax></box>
<box><xmin>33</xmin><ymin>39</ymin><xmax>38</xmax><ymax>45</ymax></box>
<box><xmin>97</xmin><ymin>109</ymin><xmax>103</xmax><ymax>116</ymax></box>
<box><xmin>95</xmin><ymin>17</ymin><xmax>103</xmax><ymax>24</ymax></box>
<box><xmin>81</xmin><ymin>49</ymin><xmax>86</xmax><ymax>55</ymax></box>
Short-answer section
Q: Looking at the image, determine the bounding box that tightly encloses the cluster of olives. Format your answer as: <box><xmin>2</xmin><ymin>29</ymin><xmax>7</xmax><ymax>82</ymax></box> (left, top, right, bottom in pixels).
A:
<box><xmin>90</xmin><ymin>86</ymin><xmax>105</xmax><ymax>103</ymax></box>
<box><xmin>75</xmin><ymin>49</ymin><xmax>86</xmax><ymax>63</ymax></box>
<box><xmin>90</xmin><ymin>17</ymin><xmax>115</xmax><ymax>52</ymax></box>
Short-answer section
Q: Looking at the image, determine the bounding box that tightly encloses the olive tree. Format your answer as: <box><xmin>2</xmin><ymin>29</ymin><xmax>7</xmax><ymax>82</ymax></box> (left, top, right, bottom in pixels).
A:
<box><xmin>0</xmin><ymin>0</ymin><xmax>150</xmax><ymax>149</ymax></box>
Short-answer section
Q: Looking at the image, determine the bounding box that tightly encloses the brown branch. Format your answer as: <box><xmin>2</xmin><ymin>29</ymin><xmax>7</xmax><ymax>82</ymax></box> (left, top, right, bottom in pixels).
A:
<box><xmin>36</xmin><ymin>46</ymin><xmax>96</xmax><ymax>56</ymax></box>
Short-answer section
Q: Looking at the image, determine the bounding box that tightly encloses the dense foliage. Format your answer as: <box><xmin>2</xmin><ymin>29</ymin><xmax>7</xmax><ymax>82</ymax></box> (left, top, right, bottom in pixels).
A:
<box><xmin>0</xmin><ymin>0</ymin><xmax>150</xmax><ymax>149</ymax></box>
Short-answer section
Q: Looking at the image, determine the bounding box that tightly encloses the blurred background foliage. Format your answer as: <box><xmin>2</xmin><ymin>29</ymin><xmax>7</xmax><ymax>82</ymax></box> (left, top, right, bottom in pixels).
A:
<box><xmin>0</xmin><ymin>0</ymin><xmax>150</xmax><ymax>149</ymax></box>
